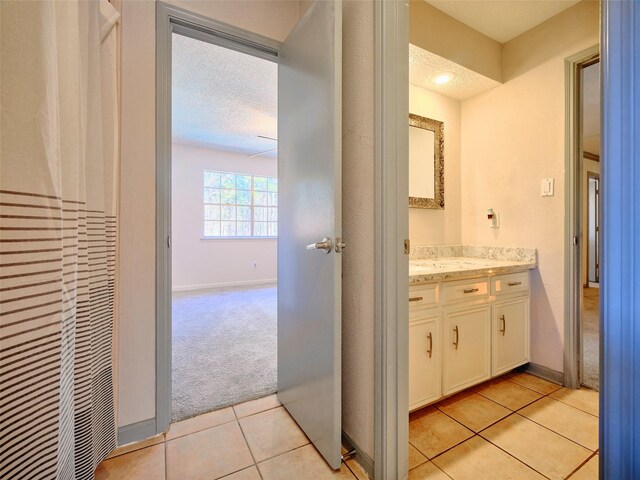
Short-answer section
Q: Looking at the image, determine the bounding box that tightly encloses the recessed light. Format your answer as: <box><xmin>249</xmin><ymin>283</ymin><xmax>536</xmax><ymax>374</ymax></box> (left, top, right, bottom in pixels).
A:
<box><xmin>430</xmin><ymin>72</ymin><xmax>456</xmax><ymax>85</ymax></box>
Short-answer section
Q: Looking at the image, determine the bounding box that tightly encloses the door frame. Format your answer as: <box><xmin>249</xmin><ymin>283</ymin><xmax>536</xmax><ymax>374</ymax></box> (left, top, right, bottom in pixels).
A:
<box><xmin>373</xmin><ymin>1</ymin><xmax>409</xmax><ymax>479</ymax></box>
<box><xmin>563</xmin><ymin>45</ymin><xmax>599</xmax><ymax>390</ymax></box>
<box><xmin>155</xmin><ymin>2</ymin><xmax>280</xmax><ymax>435</ymax></box>
<box><xmin>586</xmin><ymin>172</ymin><xmax>600</xmax><ymax>285</ymax></box>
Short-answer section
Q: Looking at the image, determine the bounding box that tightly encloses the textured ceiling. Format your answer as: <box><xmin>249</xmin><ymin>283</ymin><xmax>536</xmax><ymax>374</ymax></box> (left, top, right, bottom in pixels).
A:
<box><xmin>425</xmin><ymin>0</ymin><xmax>581</xmax><ymax>43</ymax></box>
<box><xmin>583</xmin><ymin>62</ymin><xmax>600</xmax><ymax>156</ymax></box>
<box><xmin>409</xmin><ymin>44</ymin><xmax>501</xmax><ymax>100</ymax></box>
<box><xmin>172</xmin><ymin>33</ymin><xmax>278</xmax><ymax>157</ymax></box>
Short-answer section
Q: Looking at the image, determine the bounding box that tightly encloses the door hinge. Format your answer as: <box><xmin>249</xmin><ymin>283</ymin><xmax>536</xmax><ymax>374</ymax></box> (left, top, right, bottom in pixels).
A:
<box><xmin>404</xmin><ymin>239</ymin><xmax>411</xmax><ymax>255</ymax></box>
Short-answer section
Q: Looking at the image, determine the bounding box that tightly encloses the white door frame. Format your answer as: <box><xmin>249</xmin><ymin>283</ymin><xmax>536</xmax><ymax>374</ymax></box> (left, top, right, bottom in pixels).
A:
<box><xmin>373</xmin><ymin>2</ymin><xmax>409</xmax><ymax>479</ymax></box>
<box><xmin>563</xmin><ymin>45</ymin><xmax>599</xmax><ymax>390</ymax></box>
<box><xmin>155</xmin><ymin>2</ymin><xmax>280</xmax><ymax>435</ymax></box>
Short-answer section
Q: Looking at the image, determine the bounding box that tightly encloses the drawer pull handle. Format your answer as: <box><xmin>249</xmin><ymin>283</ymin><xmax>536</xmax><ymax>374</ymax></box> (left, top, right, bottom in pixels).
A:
<box><xmin>427</xmin><ymin>332</ymin><xmax>433</xmax><ymax>358</ymax></box>
<box><xmin>463</xmin><ymin>288</ymin><xmax>479</xmax><ymax>294</ymax></box>
<box><xmin>500</xmin><ymin>315</ymin><xmax>506</xmax><ymax>336</ymax></box>
<box><xmin>453</xmin><ymin>325</ymin><xmax>459</xmax><ymax>349</ymax></box>
<box><xmin>508</xmin><ymin>281</ymin><xmax>522</xmax><ymax>287</ymax></box>
<box><xmin>409</xmin><ymin>296</ymin><xmax>424</xmax><ymax>302</ymax></box>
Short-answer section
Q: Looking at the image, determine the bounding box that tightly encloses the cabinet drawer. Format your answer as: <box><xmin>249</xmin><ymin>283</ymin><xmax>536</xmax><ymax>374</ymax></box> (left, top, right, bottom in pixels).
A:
<box><xmin>442</xmin><ymin>278</ymin><xmax>489</xmax><ymax>305</ymax></box>
<box><xmin>491</xmin><ymin>272</ymin><xmax>530</xmax><ymax>296</ymax></box>
<box><xmin>409</xmin><ymin>284</ymin><xmax>439</xmax><ymax>310</ymax></box>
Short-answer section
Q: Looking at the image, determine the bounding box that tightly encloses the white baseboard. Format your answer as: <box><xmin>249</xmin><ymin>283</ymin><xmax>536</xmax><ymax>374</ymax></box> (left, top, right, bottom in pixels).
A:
<box><xmin>172</xmin><ymin>278</ymin><xmax>277</xmax><ymax>292</ymax></box>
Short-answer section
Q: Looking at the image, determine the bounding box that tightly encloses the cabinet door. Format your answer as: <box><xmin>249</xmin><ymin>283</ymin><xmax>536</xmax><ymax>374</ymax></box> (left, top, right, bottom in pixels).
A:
<box><xmin>493</xmin><ymin>296</ymin><xmax>530</xmax><ymax>376</ymax></box>
<box><xmin>443</xmin><ymin>303</ymin><xmax>491</xmax><ymax>396</ymax></box>
<box><xmin>409</xmin><ymin>314</ymin><xmax>441</xmax><ymax>410</ymax></box>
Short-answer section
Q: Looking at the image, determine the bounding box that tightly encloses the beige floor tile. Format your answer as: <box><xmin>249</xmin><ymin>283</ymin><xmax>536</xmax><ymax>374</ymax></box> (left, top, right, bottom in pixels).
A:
<box><xmin>409</xmin><ymin>461</ymin><xmax>452</xmax><ymax>480</ymax></box>
<box><xmin>258</xmin><ymin>444</ymin><xmax>356</xmax><ymax>480</ymax></box>
<box><xmin>409</xmin><ymin>406</ymin><xmax>474</xmax><ymax>459</ymax></box>
<box><xmin>106</xmin><ymin>434</ymin><xmax>165</xmax><ymax>459</ymax></box>
<box><xmin>234</xmin><ymin>394</ymin><xmax>282</xmax><ymax>418</ymax></box>
<box><xmin>409</xmin><ymin>443</ymin><xmax>428</xmax><ymax>470</ymax></box>
<box><xmin>481</xmin><ymin>414</ymin><xmax>592</xmax><ymax>480</ymax></box>
<box><xmin>508</xmin><ymin>372</ymin><xmax>563</xmax><ymax>395</ymax></box>
<box><xmin>220</xmin><ymin>466</ymin><xmax>262</xmax><ymax>480</ymax></box>
<box><xmin>436</xmin><ymin>390</ymin><xmax>511</xmax><ymax>432</ymax></box>
<box><xmin>432</xmin><ymin>436</ymin><xmax>545</xmax><ymax>480</ymax></box>
<box><xmin>569</xmin><ymin>454</ymin><xmax>599</xmax><ymax>480</ymax></box>
<box><xmin>166</xmin><ymin>406</ymin><xmax>236</xmax><ymax>440</ymax></box>
<box><xmin>549</xmin><ymin>387</ymin><xmax>599</xmax><ymax>417</ymax></box>
<box><xmin>95</xmin><ymin>444</ymin><xmax>165</xmax><ymax>480</ymax></box>
<box><xmin>345</xmin><ymin>457</ymin><xmax>370</xmax><ymax>480</ymax></box>
<box><xmin>473</xmin><ymin>378</ymin><xmax>543</xmax><ymax>410</ymax></box>
<box><xmin>239</xmin><ymin>406</ymin><xmax>309</xmax><ymax>462</ymax></box>
<box><xmin>519</xmin><ymin>397</ymin><xmax>599</xmax><ymax>450</ymax></box>
<box><xmin>166</xmin><ymin>421</ymin><xmax>253</xmax><ymax>480</ymax></box>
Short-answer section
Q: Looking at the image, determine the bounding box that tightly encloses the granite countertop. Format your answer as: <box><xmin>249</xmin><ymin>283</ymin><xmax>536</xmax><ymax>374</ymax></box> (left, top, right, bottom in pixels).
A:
<box><xmin>408</xmin><ymin>245</ymin><xmax>538</xmax><ymax>284</ymax></box>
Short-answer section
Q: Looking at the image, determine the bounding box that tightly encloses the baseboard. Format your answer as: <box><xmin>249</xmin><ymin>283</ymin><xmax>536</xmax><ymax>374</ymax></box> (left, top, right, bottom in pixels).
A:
<box><xmin>519</xmin><ymin>362</ymin><xmax>564</xmax><ymax>385</ymax></box>
<box><xmin>172</xmin><ymin>278</ymin><xmax>277</xmax><ymax>292</ymax></box>
<box><xmin>117</xmin><ymin>418</ymin><xmax>158</xmax><ymax>446</ymax></box>
<box><xmin>342</xmin><ymin>431</ymin><xmax>374</xmax><ymax>479</ymax></box>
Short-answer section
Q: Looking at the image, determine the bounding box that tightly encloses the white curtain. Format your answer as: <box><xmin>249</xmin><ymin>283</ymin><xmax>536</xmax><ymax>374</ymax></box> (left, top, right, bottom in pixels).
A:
<box><xmin>0</xmin><ymin>1</ymin><xmax>119</xmax><ymax>478</ymax></box>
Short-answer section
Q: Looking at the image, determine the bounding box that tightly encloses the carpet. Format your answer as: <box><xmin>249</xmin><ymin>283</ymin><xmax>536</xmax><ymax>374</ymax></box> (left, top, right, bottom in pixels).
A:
<box><xmin>582</xmin><ymin>286</ymin><xmax>599</xmax><ymax>391</ymax></box>
<box><xmin>171</xmin><ymin>284</ymin><xmax>277</xmax><ymax>422</ymax></box>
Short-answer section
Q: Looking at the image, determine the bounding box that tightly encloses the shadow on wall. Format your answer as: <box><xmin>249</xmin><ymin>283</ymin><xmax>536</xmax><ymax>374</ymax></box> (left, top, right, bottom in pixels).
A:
<box><xmin>529</xmin><ymin>269</ymin><xmax>563</xmax><ymax>372</ymax></box>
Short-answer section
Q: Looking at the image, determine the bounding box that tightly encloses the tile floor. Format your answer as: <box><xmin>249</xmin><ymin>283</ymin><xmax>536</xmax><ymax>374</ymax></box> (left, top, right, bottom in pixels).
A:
<box><xmin>95</xmin><ymin>394</ymin><xmax>368</xmax><ymax>480</ymax></box>
<box><xmin>409</xmin><ymin>372</ymin><xmax>599</xmax><ymax>480</ymax></box>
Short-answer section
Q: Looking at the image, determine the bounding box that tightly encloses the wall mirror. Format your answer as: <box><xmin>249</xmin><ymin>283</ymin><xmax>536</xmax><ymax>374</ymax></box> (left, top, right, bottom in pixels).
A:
<box><xmin>409</xmin><ymin>114</ymin><xmax>444</xmax><ymax>209</ymax></box>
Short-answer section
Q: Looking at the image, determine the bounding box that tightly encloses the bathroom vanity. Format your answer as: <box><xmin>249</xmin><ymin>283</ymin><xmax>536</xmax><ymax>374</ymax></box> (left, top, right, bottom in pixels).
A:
<box><xmin>408</xmin><ymin>246</ymin><xmax>537</xmax><ymax>411</ymax></box>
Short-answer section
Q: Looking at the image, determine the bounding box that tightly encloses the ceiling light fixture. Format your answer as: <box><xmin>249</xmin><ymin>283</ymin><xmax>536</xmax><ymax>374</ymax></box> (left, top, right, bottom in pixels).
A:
<box><xmin>430</xmin><ymin>72</ymin><xmax>456</xmax><ymax>85</ymax></box>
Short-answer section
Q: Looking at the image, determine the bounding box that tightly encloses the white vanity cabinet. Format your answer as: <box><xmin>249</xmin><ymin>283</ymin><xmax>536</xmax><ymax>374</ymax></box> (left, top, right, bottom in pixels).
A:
<box><xmin>409</xmin><ymin>270</ymin><xmax>531</xmax><ymax>411</ymax></box>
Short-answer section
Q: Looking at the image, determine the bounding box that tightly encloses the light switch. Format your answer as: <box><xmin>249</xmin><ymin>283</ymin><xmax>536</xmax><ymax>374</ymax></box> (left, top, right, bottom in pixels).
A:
<box><xmin>541</xmin><ymin>178</ymin><xmax>554</xmax><ymax>197</ymax></box>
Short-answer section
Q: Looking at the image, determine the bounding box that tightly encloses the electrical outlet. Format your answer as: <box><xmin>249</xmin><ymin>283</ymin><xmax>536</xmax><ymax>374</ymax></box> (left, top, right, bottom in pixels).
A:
<box><xmin>252</xmin><ymin>262</ymin><xmax>257</xmax><ymax>270</ymax></box>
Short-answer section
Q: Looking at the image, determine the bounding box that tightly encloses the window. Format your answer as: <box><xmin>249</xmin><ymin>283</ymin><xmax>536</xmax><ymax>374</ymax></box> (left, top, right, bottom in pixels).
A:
<box><xmin>204</xmin><ymin>171</ymin><xmax>278</xmax><ymax>238</ymax></box>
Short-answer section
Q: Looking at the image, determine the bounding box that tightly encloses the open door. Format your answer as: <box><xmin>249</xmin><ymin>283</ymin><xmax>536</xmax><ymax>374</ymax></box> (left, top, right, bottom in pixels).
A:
<box><xmin>277</xmin><ymin>0</ymin><xmax>343</xmax><ymax>470</ymax></box>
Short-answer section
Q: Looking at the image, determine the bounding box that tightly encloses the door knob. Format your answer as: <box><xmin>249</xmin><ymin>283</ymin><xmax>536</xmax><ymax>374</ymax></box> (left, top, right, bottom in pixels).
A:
<box><xmin>306</xmin><ymin>237</ymin><xmax>332</xmax><ymax>254</ymax></box>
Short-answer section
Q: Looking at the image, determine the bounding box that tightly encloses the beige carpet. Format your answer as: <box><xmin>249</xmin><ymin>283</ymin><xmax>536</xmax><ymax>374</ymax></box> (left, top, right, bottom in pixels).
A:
<box><xmin>171</xmin><ymin>284</ymin><xmax>277</xmax><ymax>422</ymax></box>
<box><xmin>582</xmin><ymin>286</ymin><xmax>599</xmax><ymax>390</ymax></box>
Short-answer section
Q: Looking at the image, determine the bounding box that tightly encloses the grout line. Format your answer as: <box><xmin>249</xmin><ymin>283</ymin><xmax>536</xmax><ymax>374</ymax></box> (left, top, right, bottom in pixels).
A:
<box><xmin>565</xmin><ymin>450</ymin><xmax>598</xmax><ymax>479</ymax></box>
<box><xmin>232</xmin><ymin>406</ymin><xmax>263</xmax><ymax>480</ymax></box>
<box><xmin>164</xmin><ymin>437</ymin><xmax>168</xmax><ymax>480</ymax></box>
<box><xmin>234</xmin><ymin>402</ymin><xmax>283</xmax><ymax>421</ymax></box>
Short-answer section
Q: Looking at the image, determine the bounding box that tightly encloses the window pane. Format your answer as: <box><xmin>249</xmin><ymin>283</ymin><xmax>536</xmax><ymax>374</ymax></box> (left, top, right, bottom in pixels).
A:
<box><xmin>221</xmin><ymin>173</ymin><xmax>236</xmax><ymax>189</ymax></box>
<box><xmin>254</xmin><ymin>191</ymin><xmax>267</xmax><ymax>206</ymax></box>
<box><xmin>254</xmin><ymin>176</ymin><xmax>268</xmax><ymax>191</ymax></box>
<box><xmin>204</xmin><ymin>172</ymin><xmax>221</xmax><ymax>188</ymax></box>
<box><xmin>268</xmin><ymin>192</ymin><xmax>278</xmax><ymax>206</ymax></box>
<box><xmin>204</xmin><ymin>221</ymin><xmax>220</xmax><ymax>236</ymax></box>
<box><xmin>204</xmin><ymin>188</ymin><xmax>221</xmax><ymax>204</ymax></box>
<box><xmin>237</xmin><ymin>206</ymin><xmax>251</xmax><ymax>221</ymax></box>
<box><xmin>267</xmin><ymin>207</ymin><xmax>277</xmax><ymax>222</ymax></box>
<box><xmin>237</xmin><ymin>175</ymin><xmax>252</xmax><ymax>190</ymax></box>
<box><xmin>268</xmin><ymin>177</ymin><xmax>278</xmax><ymax>192</ymax></box>
<box><xmin>221</xmin><ymin>206</ymin><xmax>236</xmax><ymax>220</ymax></box>
<box><xmin>205</xmin><ymin>205</ymin><xmax>220</xmax><ymax>220</ymax></box>
<box><xmin>221</xmin><ymin>221</ymin><xmax>236</xmax><ymax>236</ymax></box>
<box><xmin>254</xmin><ymin>222</ymin><xmax>268</xmax><ymax>236</ymax></box>
<box><xmin>254</xmin><ymin>206</ymin><xmax>267</xmax><ymax>221</ymax></box>
<box><xmin>237</xmin><ymin>190</ymin><xmax>251</xmax><ymax>205</ymax></box>
<box><xmin>221</xmin><ymin>189</ymin><xmax>236</xmax><ymax>204</ymax></box>
<box><xmin>268</xmin><ymin>222</ymin><xmax>277</xmax><ymax>237</ymax></box>
<box><xmin>237</xmin><ymin>222</ymin><xmax>251</xmax><ymax>237</ymax></box>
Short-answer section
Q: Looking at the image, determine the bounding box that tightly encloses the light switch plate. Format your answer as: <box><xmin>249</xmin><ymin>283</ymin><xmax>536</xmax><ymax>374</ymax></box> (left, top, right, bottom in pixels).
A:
<box><xmin>541</xmin><ymin>178</ymin><xmax>554</xmax><ymax>197</ymax></box>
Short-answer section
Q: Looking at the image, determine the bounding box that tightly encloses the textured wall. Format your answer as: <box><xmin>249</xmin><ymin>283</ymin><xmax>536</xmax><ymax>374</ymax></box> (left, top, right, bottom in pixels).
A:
<box><xmin>341</xmin><ymin>0</ymin><xmax>376</xmax><ymax>458</ymax></box>
<box><xmin>409</xmin><ymin>84</ymin><xmax>462</xmax><ymax>246</ymax></box>
<box><xmin>171</xmin><ymin>144</ymin><xmax>277</xmax><ymax>290</ymax></box>
<box><xmin>118</xmin><ymin>0</ymin><xmax>300</xmax><ymax>428</ymax></box>
<box><xmin>460</xmin><ymin>1</ymin><xmax>599</xmax><ymax>372</ymax></box>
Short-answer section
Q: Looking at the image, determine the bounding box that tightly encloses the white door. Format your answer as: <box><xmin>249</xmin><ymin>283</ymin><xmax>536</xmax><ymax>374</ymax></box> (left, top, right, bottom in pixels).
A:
<box><xmin>409</xmin><ymin>314</ymin><xmax>441</xmax><ymax>410</ymax></box>
<box><xmin>277</xmin><ymin>0</ymin><xmax>343</xmax><ymax>470</ymax></box>
<box><xmin>492</xmin><ymin>297</ymin><xmax>530</xmax><ymax>375</ymax></box>
<box><xmin>443</xmin><ymin>304</ymin><xmax>491</xmax><ymax>395</ymax></box>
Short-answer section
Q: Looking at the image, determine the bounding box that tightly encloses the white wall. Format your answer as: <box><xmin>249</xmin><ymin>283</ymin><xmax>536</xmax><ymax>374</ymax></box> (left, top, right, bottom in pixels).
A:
<box><xmin>409</xmin><ymin>84</ymin><xmax>462</xmax><ymax>245</ymax></box>
<box><xmin>118</xmin><ymin>0</ymin><xmax>301</xmax><ymax>428</ymax></box>
<box><xmin>460</xmin><ymin>1</ymin><xmax>599</xmax><ymax>373</ymax></box>
<box><xmin>171</xmin><ymin>144</ymin><xmax>277</xmax><ymax>290</ymax></box>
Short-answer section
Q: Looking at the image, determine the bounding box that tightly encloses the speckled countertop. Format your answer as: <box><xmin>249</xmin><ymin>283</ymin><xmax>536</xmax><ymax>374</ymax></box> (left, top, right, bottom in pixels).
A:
<box><xmin>409</xmin><ymin>245</ymin><xmax>538</xmax><ymax>284</ymax></box>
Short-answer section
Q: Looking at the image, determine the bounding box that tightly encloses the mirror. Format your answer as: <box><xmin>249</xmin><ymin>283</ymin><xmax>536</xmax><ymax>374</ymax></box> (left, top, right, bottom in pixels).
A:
<box><xmin>409</xmin><ymin>114</ymin><xmax>444</xmax><ymax>209</ymax></box>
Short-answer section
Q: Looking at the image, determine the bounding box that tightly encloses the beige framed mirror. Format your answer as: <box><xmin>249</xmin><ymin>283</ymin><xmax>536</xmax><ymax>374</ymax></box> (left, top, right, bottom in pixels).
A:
<box><xmin>409</xmin><ymin>113</ymin><xmax>444</xmax><ymax>209</ymax></box>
